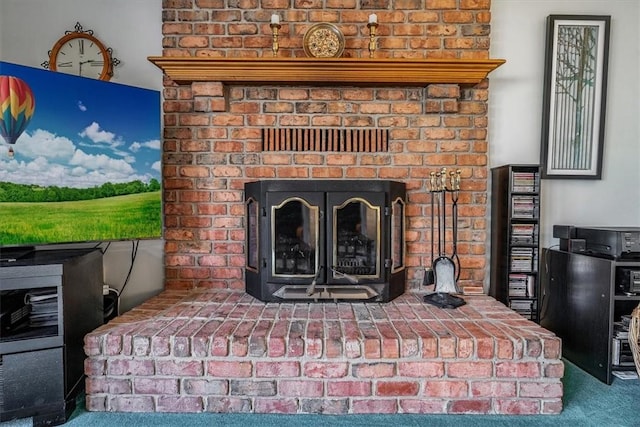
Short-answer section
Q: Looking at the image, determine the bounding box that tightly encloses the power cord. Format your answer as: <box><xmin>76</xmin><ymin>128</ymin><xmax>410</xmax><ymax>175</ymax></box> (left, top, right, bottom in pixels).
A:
<box><xmin>99</xmin><ymin>240</ymin><xmax>139</xmax><ymax>320</ymax></box>
<box><xmin>116</xmin><ymin>240</ymin><xmax>140</xmax><ymax>316</ymax></box>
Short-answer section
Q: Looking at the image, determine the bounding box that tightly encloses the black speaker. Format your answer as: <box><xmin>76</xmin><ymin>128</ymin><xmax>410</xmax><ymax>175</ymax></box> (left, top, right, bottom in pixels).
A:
<box><xmin>553</xmin><ymin>225</ymin><xmax>576</xmax><ymax>239</ymax></box>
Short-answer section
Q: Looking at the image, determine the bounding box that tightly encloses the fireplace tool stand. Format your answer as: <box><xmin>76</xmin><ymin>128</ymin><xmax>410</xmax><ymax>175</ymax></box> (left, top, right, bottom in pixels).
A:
<box><xmin>423</xmin><ymin>168</ymin><xmax>466</xmax><ymax>309</ymax></box>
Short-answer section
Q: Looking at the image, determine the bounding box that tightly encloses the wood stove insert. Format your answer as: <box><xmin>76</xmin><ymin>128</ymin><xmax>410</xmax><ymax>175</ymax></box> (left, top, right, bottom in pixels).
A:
<box><xmin>245</xmin><ymin>180</ymin><xmax>406</xmax><ymax>302</ymax></box>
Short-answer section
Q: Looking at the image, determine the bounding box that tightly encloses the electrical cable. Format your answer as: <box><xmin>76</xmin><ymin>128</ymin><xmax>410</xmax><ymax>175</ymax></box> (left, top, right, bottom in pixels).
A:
<box><xmin>113</xmin><ymin>240</ymin><xmax>140</xmax><ymax>316</ymax></box>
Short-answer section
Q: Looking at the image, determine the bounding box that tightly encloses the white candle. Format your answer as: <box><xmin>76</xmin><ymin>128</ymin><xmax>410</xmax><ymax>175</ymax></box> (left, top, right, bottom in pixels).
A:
<box><xmin>271</xmin><ymin>14</ymin><xmax>280</xmax><ymax>25</ymax></box>
<box><xmin>369</xmin><ymin>13</ymin><xmax>378</xmax><ymax>24</ymax></box>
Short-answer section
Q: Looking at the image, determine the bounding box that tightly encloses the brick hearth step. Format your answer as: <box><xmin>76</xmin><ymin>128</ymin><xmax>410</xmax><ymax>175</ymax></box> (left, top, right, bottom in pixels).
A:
<box><xmin>84</xmin><ymin>290</ymin><xmax>563</xmax><ymax>415</ymax></box>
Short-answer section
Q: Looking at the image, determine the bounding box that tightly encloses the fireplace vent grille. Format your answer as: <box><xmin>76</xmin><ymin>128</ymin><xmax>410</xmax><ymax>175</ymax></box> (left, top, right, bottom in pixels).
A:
<box><xmin>262</xmin><ymin>128</ymin><xmax>388</xmax><ymax>152</ymax></box>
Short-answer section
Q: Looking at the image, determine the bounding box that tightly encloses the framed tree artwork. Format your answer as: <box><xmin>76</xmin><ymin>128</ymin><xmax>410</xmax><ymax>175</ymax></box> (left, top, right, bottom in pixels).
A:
<box><xmin>540</xmin><ymin>15</ymin><xmax>611</xmax><ymax>179</ymax></box>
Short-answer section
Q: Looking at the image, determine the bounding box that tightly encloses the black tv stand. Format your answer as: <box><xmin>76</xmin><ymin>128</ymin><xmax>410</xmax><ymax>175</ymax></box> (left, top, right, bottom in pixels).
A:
<box><xmin>0</xmin><ymin>248</ymin><xmax>104</xmax><ymax>426</ymax></box>
<box><xmin>540</xmin><ymin>248</ymin><xmax>640</xmax><ymax>384</ymax></box>
<box><xmin>0</xmin><ymin>245</ymin><xmax>35</xmax><ymax>263</ymax></box>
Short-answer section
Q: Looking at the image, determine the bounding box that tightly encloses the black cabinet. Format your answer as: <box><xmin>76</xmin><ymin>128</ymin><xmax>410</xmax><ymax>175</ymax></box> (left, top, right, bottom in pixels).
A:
<box><xmin>0</xmin><ymin>248</ymin><xmax>103</xmax><ymax>426</ymax></box>
<box><xmin>489</xmin><ymin>164</ymin><xmax>541</xmax><ymax>321</ymax></box>
<box><xmin>540</xmin><ymin>248</ymin><xmax>640</xmax><ymax>384</ymax></box>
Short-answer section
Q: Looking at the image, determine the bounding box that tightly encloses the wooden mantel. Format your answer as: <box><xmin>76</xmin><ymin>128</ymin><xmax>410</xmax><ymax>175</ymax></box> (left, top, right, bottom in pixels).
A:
<box><xmin>147</xmin><ymin>57</ymin><xmax>505</xmax><ymax>86</ymax></box>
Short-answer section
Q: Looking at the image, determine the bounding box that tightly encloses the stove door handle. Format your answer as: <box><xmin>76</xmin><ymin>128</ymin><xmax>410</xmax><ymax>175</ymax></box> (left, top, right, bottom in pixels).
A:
<box><xmin>331</xmin><ymin>268</ymin><xmax>359</xmax><ymax>284</ymax></box>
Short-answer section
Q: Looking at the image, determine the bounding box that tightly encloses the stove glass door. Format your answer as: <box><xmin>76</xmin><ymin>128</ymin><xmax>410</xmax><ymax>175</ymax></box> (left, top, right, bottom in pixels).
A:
<box><xmin>269</xmin><ymin>193</ymin><xmax>321</xmax><ymax>280</ymax></box>
<box><xmin>329</xmin><ymin>193</ymin><xmax>384</xmax><ymax>282</ymax></box>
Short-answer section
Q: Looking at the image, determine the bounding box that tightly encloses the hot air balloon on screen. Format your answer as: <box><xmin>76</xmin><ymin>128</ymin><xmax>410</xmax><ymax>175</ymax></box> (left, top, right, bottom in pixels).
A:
<box><xmin>0</xmin><ymin>75</ymin><xmax>36</xmax><ymax>158</ymax></box>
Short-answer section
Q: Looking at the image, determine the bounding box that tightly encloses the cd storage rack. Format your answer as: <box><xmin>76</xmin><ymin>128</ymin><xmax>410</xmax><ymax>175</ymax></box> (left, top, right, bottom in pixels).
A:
<box><xmin>489</xmin><ymin>164</ymin><xmax>541</xmax><ymax>322</ymax></box>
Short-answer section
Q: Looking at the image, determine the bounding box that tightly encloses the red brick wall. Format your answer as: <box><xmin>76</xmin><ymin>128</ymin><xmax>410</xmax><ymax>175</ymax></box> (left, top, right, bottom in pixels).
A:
<box><xmin>160</xmin><ymin>0</ymin><xmax>492</xmax><ymax>291</ymax></box>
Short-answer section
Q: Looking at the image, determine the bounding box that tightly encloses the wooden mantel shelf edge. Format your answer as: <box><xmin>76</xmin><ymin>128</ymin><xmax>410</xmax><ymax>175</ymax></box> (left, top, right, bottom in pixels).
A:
<box><xmin>147</xmin><ymin>57</ymin><xmax>505</xmax><ymax>86</ymax></box>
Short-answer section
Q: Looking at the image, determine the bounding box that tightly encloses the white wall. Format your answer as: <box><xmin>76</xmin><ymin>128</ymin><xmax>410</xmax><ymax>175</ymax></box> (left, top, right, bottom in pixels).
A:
<box><xmin>0</xmin><ymin>0</ymin><xmax>165</xmax><ymax>314</ymax></box>
<box><xmin>1</xmin><ymin>0</ymin><xmax>638</xmax><ymax>307</ymax></box>
<box><xmin>490</xmin><ymin>0</ymin><xmax>640</xmax><ymax>247</ymax></box>
<box><xmin>0</xmin><ymin>0</ymin><xmax>163</xmax><ymax>91</ymax></box>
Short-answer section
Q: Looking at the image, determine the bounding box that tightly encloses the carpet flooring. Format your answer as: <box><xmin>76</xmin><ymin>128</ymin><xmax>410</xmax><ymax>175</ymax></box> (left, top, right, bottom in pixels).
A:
<box><xmin>2</xmin><ymin>359</ymin><xmax>639</xmax><ymax>427</ymax></box>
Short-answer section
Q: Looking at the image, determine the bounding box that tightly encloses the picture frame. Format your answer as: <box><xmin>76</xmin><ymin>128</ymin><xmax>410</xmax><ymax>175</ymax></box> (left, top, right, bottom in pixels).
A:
<box><xmin>540</xmin><ymin>15</ymin><xmax>611</xmax><ymax>179</ymax></box>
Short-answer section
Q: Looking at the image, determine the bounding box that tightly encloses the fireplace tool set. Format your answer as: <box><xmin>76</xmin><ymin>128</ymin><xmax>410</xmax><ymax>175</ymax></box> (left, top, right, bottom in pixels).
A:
<box><xmin>423</xmin><ymin>168</ymin><xmax>466</xmax><ymax>309</ymax></box>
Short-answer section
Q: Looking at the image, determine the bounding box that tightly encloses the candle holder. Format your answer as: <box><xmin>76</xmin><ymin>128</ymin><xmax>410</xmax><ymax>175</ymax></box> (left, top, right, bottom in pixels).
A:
<box><xmin>367</xmin><ymin>21</ymin><xmax>379</xmax><ymax>58</ymax></box>
<box><xmin>270</xmin><ymin>22</ymin><xmax>281</xmax><ymax>57</ymax></box>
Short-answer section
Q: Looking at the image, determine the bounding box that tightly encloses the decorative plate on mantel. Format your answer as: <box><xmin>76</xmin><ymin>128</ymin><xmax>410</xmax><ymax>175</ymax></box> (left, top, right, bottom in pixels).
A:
<box><xmin>303</xmin><ymin>23</ymin><xmax>345</xmax><ymax>58</ymax></box>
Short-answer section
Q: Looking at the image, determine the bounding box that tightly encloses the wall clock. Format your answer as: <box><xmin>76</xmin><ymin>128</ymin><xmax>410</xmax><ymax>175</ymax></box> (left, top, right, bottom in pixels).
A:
<box><xmin>43</xmin><ymin>22</ymin><xmax>119</xmax><ymax>81</ymax></box>
<box><xmin>303</xmin><ymin>23</ymin><xmax>345</xmax><ymax>58</ymax></box>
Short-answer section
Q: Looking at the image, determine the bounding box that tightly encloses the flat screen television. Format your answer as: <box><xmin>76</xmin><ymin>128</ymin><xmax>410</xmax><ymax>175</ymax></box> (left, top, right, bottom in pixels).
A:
<box><xmin>0</xmin><ymin>61</ymin><xmax>162</xmax><ymax>260</ymax></box>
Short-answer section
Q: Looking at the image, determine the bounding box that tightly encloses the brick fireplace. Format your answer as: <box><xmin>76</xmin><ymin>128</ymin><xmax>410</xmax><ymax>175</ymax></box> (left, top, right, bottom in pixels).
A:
<box><xmin>154</xmin><ymin>0</ymin><xmax>501</xmax><ymax>294</ymax></box>
<box><xmin>83</xmin><ymin>0</ymin><xmax>565</xmax><ymax>417</ymax></box>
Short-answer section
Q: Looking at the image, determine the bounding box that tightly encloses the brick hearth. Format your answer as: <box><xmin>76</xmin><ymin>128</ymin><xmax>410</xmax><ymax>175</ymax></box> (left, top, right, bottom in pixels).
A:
<box><xmin>84</xmin><ymin>290</ymin><xmax>563</xmax><ymax>415</ymax></box>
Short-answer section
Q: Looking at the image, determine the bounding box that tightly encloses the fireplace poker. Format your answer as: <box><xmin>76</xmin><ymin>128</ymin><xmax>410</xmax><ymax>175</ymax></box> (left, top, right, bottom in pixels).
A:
<box><xmin>451</xmin><ymin>169</ymin><xmax>461</xmax><ymax>281</ymax></box>
<box><xmin>436</xmin><ymin>170</ymin><xmax>443</xmax><ymax>257</ymax></box>
<box><xmin>440</xmin><ymin>168</ymin><xmax>447</xmax><ymax>260</ymax></box>
<box><xmin>424</xmin><ymin>171</ymin><xmax>438</xmax><ymax>286</ymax></box>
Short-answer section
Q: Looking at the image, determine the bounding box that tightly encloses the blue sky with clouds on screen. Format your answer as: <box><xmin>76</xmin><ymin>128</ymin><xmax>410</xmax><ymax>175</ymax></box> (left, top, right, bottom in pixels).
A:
<box><xmin>0</xmin><ymin>61</ymin><xmax>161</xmax><ymax>188</ymax></box>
